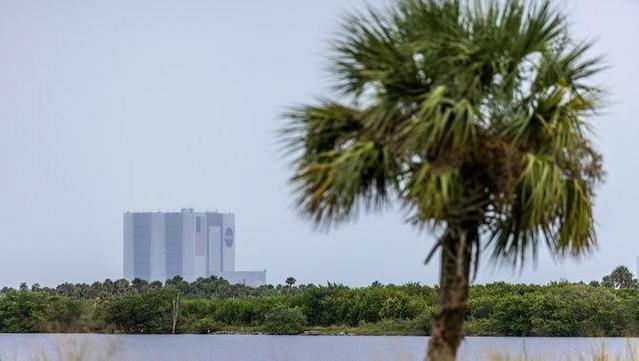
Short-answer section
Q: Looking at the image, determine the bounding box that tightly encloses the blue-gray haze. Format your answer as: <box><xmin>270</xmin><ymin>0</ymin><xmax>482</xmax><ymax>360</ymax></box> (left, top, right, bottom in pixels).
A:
<box><xmin>0</xmin><ymin>0</ymin><xmax>637</xmax><ymax>287</ymax></box>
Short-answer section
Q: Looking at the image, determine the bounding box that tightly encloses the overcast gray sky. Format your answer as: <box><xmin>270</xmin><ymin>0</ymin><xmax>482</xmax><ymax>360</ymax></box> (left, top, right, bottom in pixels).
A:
<box><xmin>0</xmin><ymin>0</ymin><xmax>637</xmax><ymax>287</ymax></box>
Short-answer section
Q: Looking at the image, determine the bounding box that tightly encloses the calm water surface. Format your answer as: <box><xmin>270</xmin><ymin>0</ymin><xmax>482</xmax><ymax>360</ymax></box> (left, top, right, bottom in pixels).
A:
<box><xmin>0</xmin><ymin>334</ymin><xmax>637</xmax><ymax>361</ymax></box>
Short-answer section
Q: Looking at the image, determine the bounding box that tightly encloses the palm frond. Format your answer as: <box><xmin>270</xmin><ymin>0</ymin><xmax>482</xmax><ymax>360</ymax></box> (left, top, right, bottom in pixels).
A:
<box><xmin>281</xmin><ymin>0</ymin><xmax>604</xmax><ymax>266</ymax></box>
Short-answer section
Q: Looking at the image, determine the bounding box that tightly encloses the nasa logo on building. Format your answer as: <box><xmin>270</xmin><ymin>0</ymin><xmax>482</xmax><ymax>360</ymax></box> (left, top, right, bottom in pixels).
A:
<box><xmin>224</xmin><ymin>227</ymin><xmax>234</xmax><ymax>247</ymax></box>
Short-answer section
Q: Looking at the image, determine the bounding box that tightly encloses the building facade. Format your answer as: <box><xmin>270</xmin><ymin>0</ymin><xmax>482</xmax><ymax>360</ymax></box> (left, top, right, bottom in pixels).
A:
<box><xmin>123</xmin><ymin>209</ymin><xmax>265</xmax><ymax>287</ymax></box>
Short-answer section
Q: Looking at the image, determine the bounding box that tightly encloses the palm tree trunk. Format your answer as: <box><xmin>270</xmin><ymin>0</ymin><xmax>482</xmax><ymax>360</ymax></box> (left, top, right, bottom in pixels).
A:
<box><xmin>425</xmin><ymin>226</ymin><xmax>474</xmax><ymax>361</ymax></box>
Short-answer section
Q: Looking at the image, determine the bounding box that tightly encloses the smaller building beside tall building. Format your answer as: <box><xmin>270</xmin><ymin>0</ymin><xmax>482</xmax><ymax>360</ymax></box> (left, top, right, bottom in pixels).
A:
<box><xmin>123</xmin><ymin>209</ymin><xmax>265</xmax><ymax>287</ymax></box>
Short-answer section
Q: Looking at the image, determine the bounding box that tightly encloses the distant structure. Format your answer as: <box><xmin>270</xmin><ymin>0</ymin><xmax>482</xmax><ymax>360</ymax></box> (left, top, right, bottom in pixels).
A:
<box><xmin>123</xmin><ymin>209</ymin><xmax>266</xmax><ymax>287</ymax></box>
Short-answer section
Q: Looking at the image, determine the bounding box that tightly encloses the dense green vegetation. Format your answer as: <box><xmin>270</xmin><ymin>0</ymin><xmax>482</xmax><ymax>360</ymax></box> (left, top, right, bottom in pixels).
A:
<box><xmin>1</xmin><ymin>267</ymin><xmax>638</xmax><ymax>336</ymax></box>
<box><xmin>263</xmin><ymin>306</ymin><xmax>306</xmax><ymax>335</ymax></box>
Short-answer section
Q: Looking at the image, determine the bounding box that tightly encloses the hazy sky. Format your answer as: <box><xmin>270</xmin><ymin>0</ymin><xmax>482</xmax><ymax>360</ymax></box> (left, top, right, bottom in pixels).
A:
<box><xmin>1</xmin><ymin>0</ymin><xmax>637</xmax><ymax>287</ymax></box>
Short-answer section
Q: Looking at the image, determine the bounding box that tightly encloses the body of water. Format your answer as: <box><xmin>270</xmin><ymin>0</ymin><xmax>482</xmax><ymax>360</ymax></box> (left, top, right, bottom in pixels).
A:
<box><xmin>0</xmin><ymin>334</ymin><xmax>637</xmax><ymax>361</ymax></box>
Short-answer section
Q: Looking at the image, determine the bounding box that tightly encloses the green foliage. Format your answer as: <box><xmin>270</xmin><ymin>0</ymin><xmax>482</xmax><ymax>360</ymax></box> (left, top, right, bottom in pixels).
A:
<box><xmin>0</xmin><ymin>275</ymin><xmax>287</xmax><ymax>301</ymax></box>
<box><xmin>214</xmin><ymin>298</ymin><xmax>280</xmax><ymax>326</ymax></box>
<box><xmin>463</xmin><ymin>282</ymin><xmax>639</xmax><ymax>337</ymax></box>
<box><xmin>409</xmin><ymin>306</ymin><xmax>436</xmax><ymax>335</ymax></box>
<box><xmin>601</xmin><ymin>266</ymin><xmax>638</xmax><ymax>289</ymax></box>
<box><xmin>4</xmin><ymin>281</ymin><xmax>639</xmax><ymax>336</ymax></box>
<box><xmin>281</xmin><ymin>0</ymin><xmax>603</xmax><ymax>268</ymax></box>
<box><xmin>300</xmin><ymin>284</ymin><xmax>350</xmax><ymax>326</ymax></box>
<box><xmin>101</xmin><ymin>288</ymin><xmax>178</xmax><ymax>333</ymax></box>
<box><xmin>0</xmin><ymin>291</ymin><xmax>85</xmax><ymax>333</ymax></box>
<box><xmin>529</xmin><ymin>293</ymin><xmax>580</xmax><ymax>336</ymax></box>
<box><xmin>185</xmin><ymin>317</ymin><xmax>222</xmax><ymax>334</ymax></box>
<box><xmin>379</xmin><ymin>293</ymin><xmax>417</xmax><ymax>320</ymax></box>
<box><xmin>41</xmin><ymin>297</ymin><xmax>85</xmax><ymax>333</ymax></box>
<box><xmin>492</xmin><ymin>293</ymin><xmax>534</xmax><ymax>336</ymax></box>
<box><xmin>281</xmin><ymin>2</ymin><xmax>604</xmax><ymax>356</ymax></box>
<box><xmin>0</xmin><ymin>291</ymin><xmax>50</xmax><ymax>332</ymax></box>
<box><xmin>263</xmin><ymin>306</ymin><xmax>306</xmax><ymax>335</ymax></box>
<box><xmin>6</xmin><ymin>266</ymin><xmax>639</xmax><ymax>336</ymax></box>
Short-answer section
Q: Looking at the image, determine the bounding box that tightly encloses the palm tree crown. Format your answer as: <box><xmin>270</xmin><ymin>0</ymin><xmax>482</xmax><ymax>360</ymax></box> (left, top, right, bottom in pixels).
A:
<box><xmin>283</xmin><ymin>0</ymin><xmax>603</xmax><ymax>266</ymax></box>
<box><xmin>282</xmin><ymin>1</ymin><xmax>604</xmax><ymax>358</ymax></box>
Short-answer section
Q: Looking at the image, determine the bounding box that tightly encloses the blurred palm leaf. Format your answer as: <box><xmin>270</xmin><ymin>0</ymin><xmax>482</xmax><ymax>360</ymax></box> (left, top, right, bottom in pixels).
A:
<box><xmin>281</xmin><ymin>0</ymin><xmax>603</xmax><ymax>266</ymax></box>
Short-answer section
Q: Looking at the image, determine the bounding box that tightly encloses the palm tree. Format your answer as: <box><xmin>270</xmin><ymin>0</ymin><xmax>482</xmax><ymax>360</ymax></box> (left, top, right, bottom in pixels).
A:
<box><xmin>281</xmin><ymin>0</ymin><xmax>604</xmax><ymax>359</ymax></box>
<box><xmin>285</xmin><ymin>277</ymin><xmax>297</xmax><ymax>287</ymax></box>
<box><xmin>601</xmin><ymin>266</ymin><xmax>637</xmax><ymax>289</ymax></box>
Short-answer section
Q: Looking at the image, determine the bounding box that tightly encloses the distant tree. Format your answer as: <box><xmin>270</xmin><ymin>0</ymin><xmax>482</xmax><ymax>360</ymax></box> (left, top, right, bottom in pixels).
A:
<box><xmin>588</xmin><ymin>280</ymin><xmax>600</xmax><ymax>287</ymax></box>
<box><xmin>166</xmin><ymin>276</ymin><xmax>195</xmax><ymax>297</ymax></box>
<box><xmin>132</xmin><ymin>278</ymin><xmax>149</xmax><ymax>293</ymax></box>
<box><xmin>601</xmin><ymin>266</ymin><xmax>638</xmax><ymax>289</ymax></box>
<box><xmin>114</xmin><ymin>279</ymin><xmax>130</xmax><ymax>296</ymax></box>
<box><xmin>19</xmin><ymin>283</ymin><xmax>28</xmax><ymax>292</ymax></box>
<box><xmin>103</xmin><ymin>279</ymin><xmax>114</xmax><ymax>296</ymax></box>
<box><xmin>285</xmin><ymin>277</ymin><xmax>297</xmax><ymax>287</ymax></box>
<box><xmin>55</xmin><ymin>282</ymin><xmax>76</xmax><ymax>298</ymax></box>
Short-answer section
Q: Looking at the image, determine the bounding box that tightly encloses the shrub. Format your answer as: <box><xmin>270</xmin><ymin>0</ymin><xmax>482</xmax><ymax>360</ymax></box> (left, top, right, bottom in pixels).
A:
<box><xmin>464</xmin><ymin>317</ymin><xmax>498</xmax><ymax>336</ymax></box>
<box><xmin>42</xmin><ymin>297</ymin><xmax>85</xmax><ymax>333</ymax></box>
<box><xmin>529</xmin><ymin>293</ymin><xmax>580</xmax><ymax>336</ymax></box>
<box><xmin>101</xmin><ymin>288</ymin><xmax>178</xmax><ymax>333</ymax></box>
<box><xmin>0</xmin><ymin>291</ymin><xmax>50</xmax><ymax>332</ymax></box>
<box><xmin>408</xmin><ymin>306</ymin><xmax>435</xmax><ymax>335</ymax></box>
<box><xmin>491</xmin><ymin>294</ymin><xmax>534</xmax><ymax>336</ymax></box>
<box><xmin>379</xmin><ymin>293</ymin><xmax>417</xmax><ymax>320</ymax></box>
<box><xmin>300</xmin><ymin>285</ymin><xmax>350</xmax><ymax>326</ymax></box>
<box><xmin>187</xmin><ymin>317</ymin><xmax>222</xmax><ymax>334</ymax></box>
<box><xmin>263</xmin><ymin>306</ymin><xmax>306</xmax><ymax>335</ymax></box>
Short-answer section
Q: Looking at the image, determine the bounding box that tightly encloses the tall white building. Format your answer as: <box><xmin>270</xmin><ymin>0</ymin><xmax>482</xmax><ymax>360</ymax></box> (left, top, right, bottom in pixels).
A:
<box><xmin>123</xmin><ymin>209</ymin><xmax>265</xmax><ymax>287</ymax></box>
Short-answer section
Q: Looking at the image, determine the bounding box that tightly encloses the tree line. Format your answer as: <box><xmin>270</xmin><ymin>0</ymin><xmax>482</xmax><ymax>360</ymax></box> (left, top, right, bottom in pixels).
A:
<box><xmin>1</xmin><ymin>266</ymin><xmax>638</xmax><ymax>336</ymax></box>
